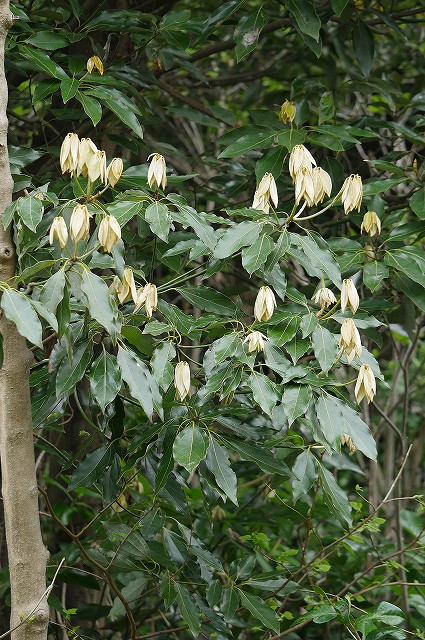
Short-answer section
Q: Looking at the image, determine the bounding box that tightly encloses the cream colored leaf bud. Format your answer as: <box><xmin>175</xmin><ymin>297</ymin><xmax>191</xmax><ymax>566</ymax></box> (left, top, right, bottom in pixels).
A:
<box><xmin>252</xmin><ymin>172</ymin><xmax>278</xmax><ymax>210</ymax></box>
<box><xmin>107</xmin><ymin>158</ymin><xmax>123</xmax><ymax>188</ymax></box>
<box><xmin>69</xmin><ymin>204</ymin><xmax>90</xmax><ymax>243</ymax></box>
<box><xmin>77</xmin><ymin>137</ymin><xmax>98</xmax><ymax>178</ymax></box>
<box><xmin>254</xmin><ymin>286</ymin><xmax>277</xmax><ymax>322</ymax></box>
<box><xmin>339</xmin><ymin>318</ymin><xmax>362</xmax><ymax>364</ymax></box>
<box><xmin>243</xmin><ymin>331</ymin><xmax>268</xmax><ymax>353</ymax></box>
<box><xmin>312</xmin><ymin>166</ymin><xmax>332</xmax><ymax>205</ymax></box>
<box><xmin>87</xmin><ymin>55</ymin><xmax>104</xmax><ymax>75</ymax></box>
<box><xmin>134</xmin><ymin>283</ymin><xmax>158</xmax><ymax>318</ymax></box>
<box><xmin>174</xmin><ymin>361</ymin><xmax>191</xmax><ymax>401</ymax></box>
<box><xmin>294</xmin><ymin>167</ymin><xmax>315</xmax><ymax>207</ymax></box>
<box><xmin>289</xmin><ymin>144</ymin><xmax>316</xmax><ymax>181</ymax></box>
<box><xmin>49</xmin><ymin>216</ymin><xmax>68</xmax><ymax>248</ymax></box>
<box><xmin>341</xmin><ymin>174</ymin><xmax>363</xmax><ymax>214</ymax></box>
<box><xmin>340</xmin><ymin>433</ymin><xmax>357</xmax><ymax>453</ymax></box>
<box><xmin>355</xmin><ymin>364</ymin><xmax>376</xmax><ymax>404</ymax></box>
<box><xmin>147</xmin><ymin>153</ymin><xmax>167</xmax><ymax>190</ymax></box>
<box><xmin>118</xmin><ymin>267</ymin><xmax>137</xmax><ymax>304</ymax></box>
<box><xmin>98</xmin><ymin>215</ymin><xmax>121</xmax><ymax>253</ymax></box>
<box><xmin>341</xmin><ymin>278</ymin><xmax>360</xmax><ymax>314</ymax></box>
<box><xmin>361</xmin><ymin>210</ymin><xmax>381</xmax><ymax>237</ymax></box>
<box><xmin>60</xmin><ymin>132</ymin><xmax>79</xmax><ymax>174</ymax></box>
<box><xmin>278</xmin><ymin>100</ymin><xmax>296</xmax><ymax>124</ymax></box>
<box><xmin>87</xmin><ymin>150</ymin><xmax>107</xmax><ymax>184</ymax></box>
<box><xmin>312</xmin><ymin>287</ymin><xmax>337</xmax><ymax>309</ymax></box>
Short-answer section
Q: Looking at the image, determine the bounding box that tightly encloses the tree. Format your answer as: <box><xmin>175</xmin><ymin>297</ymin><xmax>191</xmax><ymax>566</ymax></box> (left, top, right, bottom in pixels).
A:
<box><xmin>1</xmin><ymin>1</ymin><xmax>425</xmax><ymax>639</ymax></box>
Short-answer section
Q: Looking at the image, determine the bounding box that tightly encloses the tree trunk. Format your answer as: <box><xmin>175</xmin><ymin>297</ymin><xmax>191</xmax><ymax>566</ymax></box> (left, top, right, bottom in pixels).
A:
<box><xmin>0</xmin><ymin>2</ymin><xmax>49</xmax><ymax>639</ymax></box>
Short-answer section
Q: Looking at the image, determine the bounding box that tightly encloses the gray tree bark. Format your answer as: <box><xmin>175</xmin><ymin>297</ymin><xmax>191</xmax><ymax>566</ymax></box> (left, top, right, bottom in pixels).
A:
<box><xmin>0</xmin><ymin>2</ymin><xmax>49</xmax><ymax>639</ymax></box>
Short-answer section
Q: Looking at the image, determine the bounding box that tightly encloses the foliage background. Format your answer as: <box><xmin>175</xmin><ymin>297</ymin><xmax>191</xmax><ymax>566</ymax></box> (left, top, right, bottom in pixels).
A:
<box><xmin>1</xmin><ymin>1</ymin><xmax>425</xmax><ymax>639</ymax></box>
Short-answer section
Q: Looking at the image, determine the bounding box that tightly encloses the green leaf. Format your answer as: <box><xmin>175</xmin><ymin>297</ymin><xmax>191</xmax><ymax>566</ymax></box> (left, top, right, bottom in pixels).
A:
<box><xmin>318</xmin><ymin>91</ymin><xmax>335</xmax><ymax>124</ymax></box>
<box><xmin>268</xmin><ymin>317</ymin><xmax>300</xmax><ymax>347</ymax></box>
<box><xmin>292</xmin><ymin>450</ymin><xmax>317</xmax><ymax>502</ymax></box>
<box><xmin>60</xmin><ymin>76</ymin><xmax>80</xmax><ymax>103</ymax></box>
<box><xmin>207</xmin><ymin>580</ymin><xmax>222</xmax><ymax>607</ymax></box>
<box><xmin>222</xmin><ymin>586</ymin><xmax>239</xmax><ymax>619</ymax></box>
<box><xmin>26</xmin><ymin>31</ymin><xmax>70</xmax><ymax>50</ymax></box>
<box><xmin>56</xmin><ymin>342</ymin><xmax>92</xmax><ymax>398</ymax></box>
<box><xmin>151</xmin><ymin>341</ymin><xmax>175</xmax><ymax>390</ymax></box>
<box><xmin>206</xmin><ymin>437</ymin><xmax>238</xmax><ymax>505</ymax></box>
<box><xmin>331</xmin><ymin>0</ymin><xmax>350</xmax><ymax>15</ymax></box>
<box><xmin>318</xmin><ymin>464</ymin><xmax>352</xmax><ymax>526</ymax></box>
<box><xmin>69</xmin><ymin>444</ymin><xmax>112</xmax><ymax>490</ymax></box>
<box><xmin>290</xmin><ymin>233</ymin><xmax>341</xmax><ymax>288</ymax></box>
<box><xmin>108</xmin><ymin>199</ymin><xmax>143</xmax><ymax>225</ymax></box>
<box><xmin>285</xmin><ymin>334</ymin><xmax>310</xmax><ymax>363</ymax></box>
<box><xmin>39</xmin><ymin>270</ymin><xmax>66</xmax><ymax>313</ymax></box>
<box><xmin>16</xmin><ymin>196</ymin><xmax>44</xmax><ymax>231</ymax></box>
<box><xmin>86</xmin><ymin>87</ymin><xmax>143</xmax><ymax>139</ymax></box>
<box><xmin>174</xmin><ymin>582</ymin><xmax>201</xmax><ymax>637</ymax></box>
<box><xmin>363</xmin><ymin>261</ymin><xmax>389</xmax><ymax>292</ymax></box>
<box><xmin>90</xmin><ymin>351</ymin><xmax>122</xmax><ymax>412</ymax></box>
<box><xmin>81</xmin><ymin>268</ymin><xmax>120</xmax><ymax>339</ymax></box>
<box><xmin>239</xmin><ymin>590</ymin><xmax>280</xmax><ymax>633</ymax></box>
<box><xmin>19</xmin><ymin>44</ymin><xmax>67</xmax><ymax>79</ymax></box>
<box><xmin>312</xmin><ymin>326</ymin><xmax>338</xmax><ymax>373</ymax></box>
<box><xmin>286</xmin><ymin>0</ymin><xmax>321</xmax><ymax>41</ymax></box>
<box><xmin>248</xmin><ymin>372</ymin><xmax>279</xmax><ymax>417</ymax></box>
<box><xmin>234</xmin><ymin>9</ymin><xmax>268</xmax><ymax>62</ymax></box>
<box><xmin>220</xmin><ymin>437</ymin><xmax>292</xmax><ymax>476</ymax></box>
<box><xmin>353</xmin><ymin>20</ymin><xmax>374</xmax><ymax>78</ymax></box>
<box><xmin>30</xmin><ymin>300</ymin><xmax>58</xmax><ymax>333</ymax></box>
<box><xmin>173</xmin><ymin>425</ymin><xmax>209</xmax><ymax>473</ymax></box>
<box><xmin>242</xmin><ymin>234</ymin><xmax>274</xmax><ymax>275</ymax></box>
<box><xmin>145</xmin><ymin>202</ymin><xmax>172</xmax><ymax>242</ymax></box>
<box><xmin>409</xmin><ymin>187</ymin><xmax>425</xmax><ymax>219</ymax></box>
<box><xmin>218</xmin><ymin>131</ymin><xmax>275</xmax><ymax>158</ymax></box>
<box><xmin>1</xmin><ymin>289</ymin><xmax>43</xmax><ymax>347</ymax></box>
<box><xmin>395</xmin><ymin>274</ymin><xmax>425</xmax><ymax>313</ymax></box>
<box><xmin>75</xmin><ymin>91</ymin><xmax>102</xmax><ymax>126</ymax></box>
<box><xmin>214</xmin><ymin>221</ymin><xmax>262</xmax><ymax>259</ymax></box>
<box><xmin>2</xmin><ymin>201</ymin><xmax>17</xmax><ymax>229</ymax></box>
<box><xmin>117</xmin><ymin>346</ymin><xmax>162</xmax><ymax>420</ymax></box>
<box><xmin>316</xmin><ymin>394</ymin><xmax>377</xmax><ymax>460</ymax></box>
<box><xmin>282</xmin><ymin>385</ymin><xmax>312</xmax><ymax>426</ymax></box>
<box><xmin>177</xmin><ymin>285</ymin><xmax>236</xmax><ymax>317</ymax></box>
<box><xmin>300</xmin><ymin>313</ymin><xmax>318</xmax><ymax>338</ymax></box>
<box><xmin>256</xmin><ymin>146</ymin><xmax>286</xmax><ymax>181</ymax></box>
<box><xmin>167</xmin><ymin>196</ymin><xmax>217</xmax><ymax>250</ymax></box>
<box><xmin>384</xmin><ymin>247</ymin><xmax>425</xmax><ymax>287</ymax></box>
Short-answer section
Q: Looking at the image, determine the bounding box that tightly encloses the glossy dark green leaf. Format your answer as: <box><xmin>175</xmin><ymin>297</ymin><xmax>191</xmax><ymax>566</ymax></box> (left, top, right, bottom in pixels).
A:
<box><xmin>30</xmin><ymin>299</ymin><xmax>58</xmax><ymax>333</ymax></box>
<box><xmin>239</xmin><ymin>590</ymin><xmax>280</xmax><ymax>633</ymax></box>
<box><xmin>316</xmin><ymin>394</ymin><xmax>377</xmax><ymax>460</ymax></box>
<box><xmin>81</xmin><ymin>268</ymin><xmax>120</xmax><ymax>339</ymax></box>
<box><xmin>206</xmin><ymin>437</ymin><xmax>238</xmax><ymax>505</ymax></box>
<box><xmin>234</xmin><ymin>9</ymin><xmax>268</xmax><ymax>62</ymax></box>
<box><xmin>290</xmin><ymin>233</ymin><xmax>341</xmax><ymax>288</ymax></box>
<box><xmin>409</xmin><ymin>187</ymin><xmax>425</xmax><ymax>219</ymax></box>
<box><xmin>90</xmin><ymin>351</ymin><xmax>122</xmax><ymax>412</ymax></box>
<box><xmin>26</xmin><ymin>31</ymin><xmax>69</xmax><ymax>50</ymax></box>
<box><xmin>363</xmin><ymin>261</ymin><xmax>389</xmax><ymax>292</ymax></box>
<box><xmin>68</xmin><ymin>444</ymin><xmax>112</xmax><ymax>490</ymax></box>
<box><xmin>174</xmin><ymin>582</ymin><xmax>201</xmax><ymax>637</ymax></box>
<box><xmin>117</xmin><ymin>346</ymin><xmax>162</xmax><ymax>420</ymax></box>
<box><xmin>207</xmin><ymin>580</ymin><xmax>222</xmax><ymax>607</ymax></box>
<box><xmin>214</xmin><ymin>221</ymin><xmax>262</xmax><ymax>259</ymax></box>
<box><xmin>221</xmin><ymin>437</ymin><xmax>292</xmax><ymax>476</ymax></box>
<box><xmin>218</xmin><ymin>131</ymin><xmax>275</xmax><ymax>159</ymax></box>
<box><xmin>312</xmin><ymin>326</ymin><xmax>338</xmax><ymax>373</ymax></box>
<box><xmin>242</xmin><ymin>234</ymin><xmax>274</xmax><ymax>275</ymax></box>
<box><xmin>222</xmin><ymin>586</ymin><xmax>239</xmax><ymax>619</ymax></box>
<box><xmin>151</xmin><ymin>341</ymin><xmax>175</xmax><ymax>390</ymax></box>
<box><xmin>75</xmin><ymin>91</ymin><xmax>102</xmax><ymax>126</ymax></box>
<box><xmin>1</xmin><ymin>289</ymin><xmax>43</xmax><ymax>348</ymax></box>
<box><xmin>60</xmin><ymin>76</ymin><xmax>80</xmax><ymax>103</ymax></box>
<box><xmin>286</xmin><ymin>0</ymin><xmax>321</xmax><ymax>41</ymax></box>
<box><xmin>56</xmin><ymin>342</ymin><xmax>91</xmax><ymax>398</ymax></box>
<box><xmin>16</xmin><ymin>196</ymin><xmax>44</xmax><ymax>231</ymax></box>
<box><xmin>318</xmin><ymin>464</ymin><xmax>352</xmax><ymax>526</ymax></box>
<box><xmin>292</xmin><ymin>450</ymin><xmax>317</xmax><ymax>502</ymax></box>
<box><xmin>173</xmin><ymin>425</ymin><xmax>209</xmax><ymax>473</ymax></box>
<box><xmin>39</xmin><ymin>270</ymin><xmax>66</xmax><ymax>313</ymax></box>
<box><xmin>177</xmin><ymin>285</ymin><xmax>236</xmax><ymax>317</ymax></box>
<box><xmin>282</xmin><ymin>385</ymin><xmax>312</xmax><ymax>426</ymax></box>
<box><xmin>285</xmin><ymin>334</ymin><xmax>310</xmax><ymax>363</ymax></box>
<box><xmin>353</xmin><ymin>20</ymin><xmax>374</xmax><ymax>78</ymax></box>
<box><xmin>248</xmin><ymin>372</ymin><xmax>279</xmax><ymax>417</ymax></box>
<box><xmin>145</xmin><ymin>202</ymin><xmax>171</xmax><ymax>242</ymax></box>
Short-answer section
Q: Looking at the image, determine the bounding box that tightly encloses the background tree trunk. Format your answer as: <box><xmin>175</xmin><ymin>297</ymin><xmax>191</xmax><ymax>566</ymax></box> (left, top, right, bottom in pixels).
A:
<box><xmin>0</xmin><ymin>2</ymin><xmax>49</xmax><ymax>639</ymax></box>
